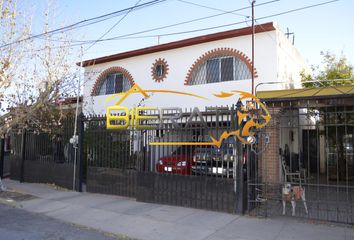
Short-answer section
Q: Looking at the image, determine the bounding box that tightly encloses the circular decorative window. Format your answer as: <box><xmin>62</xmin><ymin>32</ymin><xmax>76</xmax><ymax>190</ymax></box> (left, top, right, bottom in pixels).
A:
<box><xmin>151</xmin><ymin>58</ymin><xmax>169</xmax><ymax>83</ymax></box>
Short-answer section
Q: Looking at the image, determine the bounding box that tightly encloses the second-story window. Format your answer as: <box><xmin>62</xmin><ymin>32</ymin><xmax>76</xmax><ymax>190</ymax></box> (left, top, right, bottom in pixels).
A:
<box><xmin>91</xmin><ymin>66</ymin><xmax>135</xmax><ymax>96</ymax></box>
<box><xmin>185</xmin><ymin>49</ymin><xmax>254</xmax><ymax>86</ymax></box>
<box><xmin>97</xmin><ymin>73</ymin><xmax>132</xmax><ymax>95</ymax></box>
<box><xmin>192</xmin><ymin>56</ymin><xmax>251</xmax><ymax>85</ymax></box>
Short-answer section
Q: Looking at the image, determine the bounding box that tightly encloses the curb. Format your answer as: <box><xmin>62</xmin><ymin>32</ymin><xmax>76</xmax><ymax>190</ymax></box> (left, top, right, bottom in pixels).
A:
<box><xmin>0</xmin><ymin>189</ymin><xmax>34</xmax><ymax>208</ymax></box>
<box><xmin>0</xmin><ymin>196</ymin><xmax>20</xmax><ymax>208</ymax></box>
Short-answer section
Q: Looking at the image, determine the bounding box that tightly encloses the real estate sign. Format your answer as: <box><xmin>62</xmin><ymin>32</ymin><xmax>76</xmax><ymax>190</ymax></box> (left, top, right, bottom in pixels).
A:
<box><xmin>105</xmin><ymin>84</ymin><xmax>271</xmax><ymax>147</ymax></box>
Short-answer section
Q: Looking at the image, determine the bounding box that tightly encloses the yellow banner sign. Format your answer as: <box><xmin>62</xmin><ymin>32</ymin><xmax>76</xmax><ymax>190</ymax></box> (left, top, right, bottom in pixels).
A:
<box><xmin>106</xmin><ymin>84</ymin><xmax>271</xmax><ymax>147</ymax></box>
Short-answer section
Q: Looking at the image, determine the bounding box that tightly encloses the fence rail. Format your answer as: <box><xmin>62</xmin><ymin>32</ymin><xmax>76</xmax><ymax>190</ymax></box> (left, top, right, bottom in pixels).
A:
<box><xmin>82</xmin><ymin>107</ymin><xmax>244</xmax><ymax>214</ymax></box>
<box><xmin>9</xmin><ymin>117</ymin><xmax>77</xmax><ymax>189</ymax></box>
<box><xmin>248</xmin><ymin>97</ymin><xmax>354</xmax><ymax>224</ymax></box>
<box><xmin>5</xmin><ymin>96</ymin><xmax>354</xmax><ymax>224</ymax></box>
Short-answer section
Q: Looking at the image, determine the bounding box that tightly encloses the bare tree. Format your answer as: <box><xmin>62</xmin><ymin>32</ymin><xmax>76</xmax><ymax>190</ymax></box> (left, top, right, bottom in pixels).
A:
<box><xmin>0</xmin><ymin>0</ymin><xmax>29</xmax><ymax>101</ymax></box>
<box><xmin>0</xmin><ymin>1</ymin><xmax>80</xmax><ymax>135</ymax></box>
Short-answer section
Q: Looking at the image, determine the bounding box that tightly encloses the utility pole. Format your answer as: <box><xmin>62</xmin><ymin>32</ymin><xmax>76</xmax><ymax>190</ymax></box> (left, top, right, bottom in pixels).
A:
<box><xmin>72</xmin><ymin>46</ymin><xmax>83</xmax><ymax>191</ymax></box>
<box><xmin>251</xmin><ymin>0</ymin><xmax>255</xmax><ymax>95</ymax></box>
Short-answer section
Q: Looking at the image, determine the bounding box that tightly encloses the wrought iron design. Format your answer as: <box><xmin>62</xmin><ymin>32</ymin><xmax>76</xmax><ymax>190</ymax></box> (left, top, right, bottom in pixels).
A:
<box><xmin>97</xmin><ymin>73</ymin><xmax>132</xmax><ymax>95</ymax></box>
<box><xmin>91</xmin><ymin>66</ymin><xmax>134</xmax><ymax>96</ymax></box>
<box><xmin>247</xmin><ymin>96</ymin><xmax>354</xmax><ymax>224</ymax></box>
<box><xmin>188</xmin><ymin>55</ymin><xmax>251</xmax><ymax>85</ymax></box>
<box><xmin>9</xmin><ymin>117</ymin><xmax>77</xmax><ymax>189</ymax></box>
<box><xmin>83</xmin><ymin>106</ymin><xmax>244</xmax><ymax>213</ymax></box>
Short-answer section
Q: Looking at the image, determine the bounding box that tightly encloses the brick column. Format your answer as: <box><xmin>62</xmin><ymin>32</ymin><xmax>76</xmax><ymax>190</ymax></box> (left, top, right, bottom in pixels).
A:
<box><xmin>259</xmin><ymin>107</ymin><xmax>281</xmax><ymax>184</ymax></box>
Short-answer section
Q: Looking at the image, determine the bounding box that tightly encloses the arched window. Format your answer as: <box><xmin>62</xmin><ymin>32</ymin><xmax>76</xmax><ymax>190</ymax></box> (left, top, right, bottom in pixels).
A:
<box><xmin>185</xmin><ymin>48</ymin><xmax>255</xmax><ymax>86</ymax></box>
<box><xmin>91</xmin><ymin>67</ymin><xmax>134</xmax><ymax>96</ymax></box>
<box><xmin>97</xmin><ymin>73</ymin><xmax>131</xmax><ymax>95</ymax></box>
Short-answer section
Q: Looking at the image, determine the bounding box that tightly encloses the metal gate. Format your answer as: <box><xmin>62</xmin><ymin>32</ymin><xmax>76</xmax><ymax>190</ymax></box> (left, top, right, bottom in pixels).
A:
<box><xmin>247</xmin><ymin>96</ymin><xmax>354</xmax><ymax>224</ymax></box>
<box><xmin>84</xmin><ymin>116</ymin><xmax>137</xmax><ymax>198</ymax></box>
<box><xmin>8</xmin><ymin>117</ymin><xmax>76</xmax><ymax>189</ymax></box>
<box><xmin>83</xmin><ymin>107</ymin><xmax>246</xmax><ymax>214</ymax></box>
<box><xmin>0</xmin><ymin>136</ymin><xmax>11</xmax><ymax>178</ymax></box>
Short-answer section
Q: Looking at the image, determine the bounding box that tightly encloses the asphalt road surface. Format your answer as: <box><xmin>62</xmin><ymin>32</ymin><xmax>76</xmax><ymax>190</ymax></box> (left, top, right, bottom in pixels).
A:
<box><xmin>0</xmin><ymin>203</ymin><xmax>130</xmax><ymax>240</ymax></box>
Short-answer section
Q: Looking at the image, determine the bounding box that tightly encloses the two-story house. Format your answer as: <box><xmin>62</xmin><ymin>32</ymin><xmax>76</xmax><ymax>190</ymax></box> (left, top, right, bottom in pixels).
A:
<box><xmin>81</xmin><ymin>22</ymin><xmax>306</xmax><ymax>114</ymax></box>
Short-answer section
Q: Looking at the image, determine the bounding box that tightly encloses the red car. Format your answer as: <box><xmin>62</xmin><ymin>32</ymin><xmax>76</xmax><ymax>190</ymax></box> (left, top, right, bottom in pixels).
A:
<box><xmin>155</xmin><ymin>146</ymin><xmax>195</xmax><ymax>175</ymax></box>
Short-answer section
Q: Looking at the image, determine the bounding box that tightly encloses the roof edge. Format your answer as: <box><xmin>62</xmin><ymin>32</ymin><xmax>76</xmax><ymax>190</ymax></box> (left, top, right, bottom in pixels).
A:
<box><xmin>78</xmin><ymin>22</ymin><xmax>275</xmax><ymax>67</ymax></box>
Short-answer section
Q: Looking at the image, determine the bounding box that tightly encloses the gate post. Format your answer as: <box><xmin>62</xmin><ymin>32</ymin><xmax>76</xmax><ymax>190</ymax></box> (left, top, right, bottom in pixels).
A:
<box><xmin>0</xmin><ymin>135</ymin><xmax>5</xmax><ymax>178</ymax></box>
<box><xmin>20</xmin><ymin>129</ymin><xmax>27</xmax><ymax>183</ymax></box>
<box><xmin>77</xmin><ymin>113</ymin><xmax>85</xmax><ymax>192</ymax></box>
<box><xmin>235</xmin><ymin>142</ymin><xmax>246</xmax><ymax>214</ymax></box>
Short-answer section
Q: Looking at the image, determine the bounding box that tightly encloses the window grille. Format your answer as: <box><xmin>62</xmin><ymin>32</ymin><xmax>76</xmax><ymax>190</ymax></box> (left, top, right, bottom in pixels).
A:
<box><xmin>97</xmin><ymin>73</ymin><xmax>132</xmax><ymax>95</ymax></box>
<box><xmin>189</xmin><ymin>55</ymin><xmax>251</xmax><ymax>85</ymax></box>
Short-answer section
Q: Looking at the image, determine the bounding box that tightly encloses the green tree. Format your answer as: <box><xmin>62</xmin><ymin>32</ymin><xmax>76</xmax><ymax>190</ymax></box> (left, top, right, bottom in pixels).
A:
<box><xmin>301</xmin><ymin>51</ymin><xmax>353</xmax><ymax>87</ymax></box>
<box><xmin>301</xmin><ymin>51</ymin><xmax>353</xmax><ymax>181</ymax></box>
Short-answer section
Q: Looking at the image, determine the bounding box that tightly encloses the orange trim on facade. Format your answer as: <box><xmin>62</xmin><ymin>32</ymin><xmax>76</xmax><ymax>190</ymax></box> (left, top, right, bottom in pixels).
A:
<box><xmin>151</xmin><ymin>58</ymin><xmax>169</xmax><ymax>83</ymax></box>
<box><xmin>91</xmin><ymin>66</ymin><xmax>135</xmax><ymax>96</ymax></box>
<box><xmin>184</xmin><ymin>48</ymin><xmax>257</xmax><ymax>85</ymax></box>
<box><xmin>79</xmin><ymin>22</ymin><xmax>275</xmax><ymax>67</ymax></box>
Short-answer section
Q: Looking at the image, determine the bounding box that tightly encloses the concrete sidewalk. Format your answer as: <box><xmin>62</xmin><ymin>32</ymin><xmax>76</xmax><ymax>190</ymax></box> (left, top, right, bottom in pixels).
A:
<box><xmin>1</xmin><ymin>179</ymin><xmax>353</xmax><ymax>240</ymax></box>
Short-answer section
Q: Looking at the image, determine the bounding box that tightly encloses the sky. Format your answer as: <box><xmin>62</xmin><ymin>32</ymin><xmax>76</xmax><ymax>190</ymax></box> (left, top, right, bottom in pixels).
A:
<box><xmin>19</xmin><ymin>0</ymin><xmax>354</xmax><ymax>69</ymax></box>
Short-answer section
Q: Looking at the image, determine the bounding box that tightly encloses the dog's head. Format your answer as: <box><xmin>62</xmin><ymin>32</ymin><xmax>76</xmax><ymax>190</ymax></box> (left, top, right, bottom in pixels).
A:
<box><xmin>282</xmin><ymin>183</ymin><xmax>292</xmax><ymax>195</ymax></box>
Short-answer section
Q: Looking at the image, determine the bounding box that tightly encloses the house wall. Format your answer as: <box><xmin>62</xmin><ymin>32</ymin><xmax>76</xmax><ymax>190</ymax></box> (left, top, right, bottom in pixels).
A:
<box><xmin>279</xmin><ymin>109</ymin><xmax>300</xmax><ymax>155</ymax></box>
<box><xmin>275</xmin><ymin>25</ymin><xmax>308</xmax><ymax>89</ymax></box>
<box><xmin>82</xmin><ymin>30</ymin><xmax>297</xmax><ymax>115</ymax></box>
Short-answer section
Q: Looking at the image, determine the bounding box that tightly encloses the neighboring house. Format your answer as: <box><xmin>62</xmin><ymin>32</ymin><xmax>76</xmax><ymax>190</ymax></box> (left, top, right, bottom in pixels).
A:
<box><xmin>257</xmin><ymin>85</ymin><xmax>354</xmax><ymax>189</ymax></box>
<box><xmin>58</xmin><ymin>96</ymin><xmax>83</xmax><ymax>114</ymax></box>
<box><xmin>81</xmin><ymin>22</ymin><xmax>307</xmax><ymax>115</ymax></box>
<box><xmin>1</xmin><ymin>96</ymin><xmax>82</xmax><ymax>177</ymax></box>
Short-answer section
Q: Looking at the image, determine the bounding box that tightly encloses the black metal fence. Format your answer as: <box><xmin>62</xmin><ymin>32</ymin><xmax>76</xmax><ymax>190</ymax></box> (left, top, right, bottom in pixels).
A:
<box><xmin>6</xmin><ymin>95</ymin><xmax>353</xmax><ymax>223</ymax></box>
<box><xmin>9</xmin><ymin>117</ymin><xmax>77</xmax><ymax>189</ymax></box>
<box><xmin>84</xmin><ymin>116</ymin><xmax>137</xmax><ymax>197</ymax></box>
<box><xmin>248</xmin><ymin>96</ymin><xmax>354</xmax><ymax>224</ymax></box>
<box><xmin>83</xmin><ymin>107</ymin><xmax>245</xmax><ymax>214</ymax></box>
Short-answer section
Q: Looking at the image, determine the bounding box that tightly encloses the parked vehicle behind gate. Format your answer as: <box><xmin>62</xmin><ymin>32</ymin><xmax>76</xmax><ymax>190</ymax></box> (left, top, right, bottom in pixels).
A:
<box><xmin>155</xmin><ymin>138</ymin><xmax>236</xmax><ymax>177</ymax></box>
<box><xmin>155</xmin><ymin>145</ymin><xmax>195</xmax><ymax>175</ymax></box>
<box><xmin>191</xmin><ymin>146</ymin><xmax>235</xmax><ymax>178</ymax></box>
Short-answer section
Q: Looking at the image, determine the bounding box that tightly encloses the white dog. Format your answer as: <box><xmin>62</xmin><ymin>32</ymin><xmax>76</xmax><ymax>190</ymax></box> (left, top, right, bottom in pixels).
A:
<box><xmin>282</xmin><ymin>183</ymin><xmax>308</xmax><ymax>216</ymax></box>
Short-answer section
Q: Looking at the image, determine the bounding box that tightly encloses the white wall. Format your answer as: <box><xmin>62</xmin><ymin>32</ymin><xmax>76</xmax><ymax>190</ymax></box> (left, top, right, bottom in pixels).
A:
<box><xmin>83</xmin><ymin>26</ymin><xmax>305</xmax><ymax>115</ymax></box>
<box><xmin>276</xmin><ymin>24</ymin><xmax>308</xmax><ymax>89</ymax></box>
<box><xmin>280</xmin><ymin>109</ymin><xmax>300</xmax><ymax>154</ymax></box>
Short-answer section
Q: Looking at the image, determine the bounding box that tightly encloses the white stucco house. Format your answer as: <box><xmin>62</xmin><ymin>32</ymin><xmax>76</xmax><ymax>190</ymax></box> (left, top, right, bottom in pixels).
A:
<box><xmin>80</xmin><ymin>22</ymin><xmax>307</xmax><ymax>115</ymax></box>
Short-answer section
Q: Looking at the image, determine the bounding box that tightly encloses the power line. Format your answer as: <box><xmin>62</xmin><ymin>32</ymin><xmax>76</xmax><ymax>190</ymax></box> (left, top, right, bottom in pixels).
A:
<box><xmin>176</xmin><ymin>0</ymin><xmax>250</xmax><ymax>17</ymax></box>
<box><xmin>45</xmin><ymin>0</ymin><xmax>280</xmax><ymax>44</ymax></box>
<box><xmin>149</xmin><ymin>0</ymin><xmax>339</xmax><ymax>39</ymax></box>
<box><xmin>30</xmin><ymin>0</ymin><xmax>339</xmax><ymax>53</ymax></box>
<box><xmin>256</xmin><ymin>0</ymin><xmax>339</xmax><ymax>22</ymax></box>
<box><xmin>19</xmin><ymin>0</ymin><xmax>281</xmax><ymax>45</ymax></box>
<box><xmin>0</xmin><ymin>0</ymin><xmax>167</xmax><ymax>49</ymax></box>
<box><xmin>41</xmin><ymin>35</ymin><xmax>159</xmax><ymax>44</ymax></box>
<box><xmin>74</xmin><ymin>0</ymin><xmax>338</xmax><ymax>44</ymax></box>
<box><xmin>85</xmin><ymin>0</ymin><xmax>143</xmax><ymax>51</ymax></box>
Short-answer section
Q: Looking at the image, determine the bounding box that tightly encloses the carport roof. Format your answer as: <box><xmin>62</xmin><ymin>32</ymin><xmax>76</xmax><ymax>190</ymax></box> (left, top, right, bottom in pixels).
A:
<box><xmin>256</xmin><ymin>85</ymin><xmax>354</xmax><ymax>102</ymax></box>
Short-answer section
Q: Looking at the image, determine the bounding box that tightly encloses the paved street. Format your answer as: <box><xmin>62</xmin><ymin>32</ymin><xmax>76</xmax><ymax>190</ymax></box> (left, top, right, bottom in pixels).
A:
<box><xmin>0</xmin><ymin>179</ymin><xmax>353</xmax><ymax>240</ymax></box>
<box><xmin>0</xmin><ymin>203</ymin><xmax>130</xmax><ymax>240</ymax></box>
